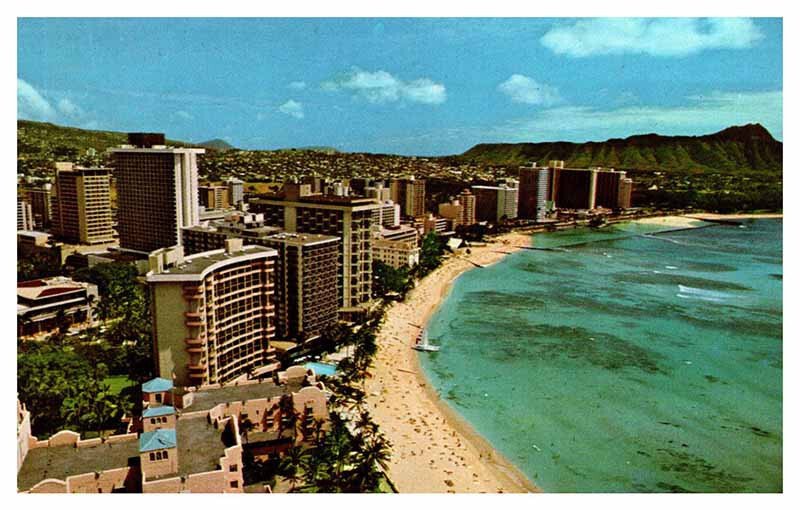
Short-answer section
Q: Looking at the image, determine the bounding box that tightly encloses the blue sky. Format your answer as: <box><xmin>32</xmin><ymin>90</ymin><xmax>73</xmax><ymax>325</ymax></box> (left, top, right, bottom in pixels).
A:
<box><xmin>18</xmin><ymin>18</ymin><xmax>782</xmax><ymax>155</ymax></box>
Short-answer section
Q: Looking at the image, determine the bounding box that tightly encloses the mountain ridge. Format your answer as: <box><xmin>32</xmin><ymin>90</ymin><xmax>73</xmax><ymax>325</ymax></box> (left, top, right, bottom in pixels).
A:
<box><xmin>458</xmin><ymin>123</ymin><xmax>782</xmax><ymax>173</ymax></box>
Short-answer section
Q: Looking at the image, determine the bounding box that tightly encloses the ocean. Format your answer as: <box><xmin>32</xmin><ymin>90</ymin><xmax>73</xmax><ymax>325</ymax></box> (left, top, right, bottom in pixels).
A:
<box><xmin>420</xmin><ymin>219</ymin><xmax>782</xmax><ymax>492</ymax></box>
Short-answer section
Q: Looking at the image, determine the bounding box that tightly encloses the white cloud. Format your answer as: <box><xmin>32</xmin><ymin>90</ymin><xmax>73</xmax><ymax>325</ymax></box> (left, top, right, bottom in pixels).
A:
<box><xmin>57</xmin><ymin>98</ymin><xmax>82</xmax><ymax>118</ymax></box>
<box><xmin>402</xmin><ymin>78</ymin><xmax>448</xmax><ymax>105</ymax></box>
<box><xmin>541</xmin><ymin>18</ymin><xmax>763</xmax><ymax>58</ymax></box>
<box><xmin>175</xmin><ymin>110</ymin><xmax>193</xmax><ymax>120</ymax></box>
<box><xmin>322</xmin><ymin>68</ymin><xmax>447</xmax><ymax>105</ymax></box>
<box><xmin>497</xmin><ymin>74</ymin><xmax>561</xmax><ymax>106</ymax></box>
<box><xmin>278</xmin><ymin>99</ymin><xmax>305</xmax><ymax>119</ymax></box>
<box><xmin>488</xmin><ymin>90</ymin><xmax>782</xmax><ymax>142</ymax></box>
<box><xmin>288</xmin><ymin>81</ymin><xmax>307</xmax><ymax>90</ymax></box>
<box><xmin>19</xmin><ymin>78</ymin><xmax>100</xmax><ymax>129</ymax></box>
<box><xmin>18</xmin><ymin>79</ymin><xmax>57</xmax><ymax>121</ymax></box>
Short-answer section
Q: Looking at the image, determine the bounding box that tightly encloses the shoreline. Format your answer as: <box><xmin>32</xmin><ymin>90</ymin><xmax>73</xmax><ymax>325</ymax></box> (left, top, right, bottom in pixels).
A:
<box><xmin>682</xmin><ymin>212</ymin><xmax>782</xmax><ymax>221</ymax></box>
<box><xmin>363</xmin><ymin>211</ymin><xmax>777</xmax><ymax>493</ymax></box>
<box><xmin>365</xmin><ymin>231</ymin><xmax>539</xmax><ymax>493</ymax></box>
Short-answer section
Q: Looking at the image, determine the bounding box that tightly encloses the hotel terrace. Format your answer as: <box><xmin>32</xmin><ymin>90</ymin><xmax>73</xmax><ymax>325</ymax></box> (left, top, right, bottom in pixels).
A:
<box><xmin>17</xmin><ymin>367</ymin><xmax>330</xmax><ymax>493</ymax></box>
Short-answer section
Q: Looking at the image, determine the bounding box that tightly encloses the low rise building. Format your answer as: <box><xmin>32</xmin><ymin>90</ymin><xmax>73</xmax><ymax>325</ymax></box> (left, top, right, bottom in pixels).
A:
<box><xmin>372</xmin><ymin>239</ymin><xmax>420</xmax><ymax>269</ymax></box>
<box><xmin>17</xmin><ymin>369</ymin><xmax>331</xmax><ymax>493</ymax></box>
<box><xmin>378</xmin><ymin>224</ymin><xmax>419</xmax><ymax>243</ymax></box>
<box><xmin>17</xmin><ymin>276</ymin><xmax>98</xmax><ymax>338</ymax></box>
<box><xmin>17</xmin><ymin>231</ymin><xmax>65</xmax><ymax>267</ymax></box>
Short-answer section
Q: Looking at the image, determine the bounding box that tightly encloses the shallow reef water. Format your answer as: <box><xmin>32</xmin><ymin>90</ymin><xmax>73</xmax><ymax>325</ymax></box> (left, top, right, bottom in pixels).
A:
<box><xmin>421</xmin><ymin>220</ymin><xmax>782</xmax><ymax>492</ymax></box>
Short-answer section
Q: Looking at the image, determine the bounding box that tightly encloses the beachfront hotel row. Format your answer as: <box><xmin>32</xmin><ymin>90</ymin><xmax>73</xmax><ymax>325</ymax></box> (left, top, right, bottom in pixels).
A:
<box><xmin>17</xmin><ymin>132</ymin><xmax>639</xmax><ymax>492</ymax></box>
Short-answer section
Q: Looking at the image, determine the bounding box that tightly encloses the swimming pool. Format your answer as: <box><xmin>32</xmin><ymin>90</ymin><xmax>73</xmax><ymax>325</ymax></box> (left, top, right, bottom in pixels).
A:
<box><xmin>304</xmin><ymin>361</ymin><xmax>337</xmax><ymax>377</ymax></box>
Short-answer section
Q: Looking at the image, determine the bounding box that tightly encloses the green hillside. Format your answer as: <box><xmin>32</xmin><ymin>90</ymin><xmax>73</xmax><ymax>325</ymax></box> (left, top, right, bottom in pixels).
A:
<box><xmin>459</xmin><ymin>124</ymin><xmax>782</xmax><ymax>174</ymax></box>
<box><xmin>17</xmin><ymin>120</ymin><xmax>193</xmax><ymax>176</ymax></box>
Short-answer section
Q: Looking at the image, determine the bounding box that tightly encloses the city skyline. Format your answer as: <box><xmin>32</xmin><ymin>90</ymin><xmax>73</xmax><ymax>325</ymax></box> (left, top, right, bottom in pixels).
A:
<box><xmin>17</xmin><ymin>17</ymin><xmax>782</xmax><ymax>155</ymax></box>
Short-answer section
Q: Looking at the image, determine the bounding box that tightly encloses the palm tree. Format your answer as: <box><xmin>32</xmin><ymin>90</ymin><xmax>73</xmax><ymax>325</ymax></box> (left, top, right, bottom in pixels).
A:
<box><xmin>277</xmin><ymin>394</ymin><xmax>299</xmax><ymax>440</ymax></box>
<box><xmin>352</xmin><ymin>431</ymin><xmax>392</xmax><ymax>492</ymax></box>
<box><xmin>277</xmin><ymin>446</ymin><xmax>305</xmax><ymax>492</ymax></box>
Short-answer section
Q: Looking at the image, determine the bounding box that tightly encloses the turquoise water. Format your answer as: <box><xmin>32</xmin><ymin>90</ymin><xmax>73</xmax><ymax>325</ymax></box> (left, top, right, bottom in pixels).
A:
<box><xmin>305</xmin><ymin>361</ymin><xmax>337</xmax><ymax>377</ymax></box>
<box><xmin>421</xmin><ymin>219</ymin><xmax>782</xmax><ymax>493</ymax></box>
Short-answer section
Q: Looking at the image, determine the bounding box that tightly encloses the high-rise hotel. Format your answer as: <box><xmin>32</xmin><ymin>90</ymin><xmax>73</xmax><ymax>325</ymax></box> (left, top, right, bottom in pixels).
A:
<box><xmin>51</xmin><ymin>163</ymin><xmax>115</xmax><ymax>244</ymax></box>
<box><xmin>146</xmin><ymin>239</ymin><xmax>278</xmax><ymax>387</ymax></box>
<box><xmin>250</xmin><ymin>183</ymin><xmax>379</xmax><ymax>312</ymax></box>
<box><xmin>390</xmin><ymin>177</ymin><xmax>426</xmax><ymax>218</ymax></box>
<box><xmin>182</xmin><ymin>212</ymin><xmax>340</xmax><ymax>342</ymax></box>
<box><xmin>110</xmin><ymin>133</ymin><xmax>204</xmax><ymax>254</ymax></box>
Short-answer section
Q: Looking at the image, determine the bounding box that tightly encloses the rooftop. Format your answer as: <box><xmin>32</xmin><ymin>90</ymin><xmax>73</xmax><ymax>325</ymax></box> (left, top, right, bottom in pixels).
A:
<box><xmin>142</xmin><ymin>405</ymin><xmax>176</xmax><ymax>419</ymax></box>
<box><xmin>263</xmin><ymin>232</ymin><xmax>340</xmax><ymax>247</ymax></box>
<box><xmin>142</xmin><ymin>377</ymin><xmax>173</xmax><ymax>393</ymax></box>
<box><xmin>186</xmin><ymin>380</ymin><xmax>302</xmax><ymax>412</ymax></box>
<box><xmin>174</xmin><ymin>415</ymin><xmax>235</xmax><ymax>478</ymax></box>
<box><xmin>17</xmin><ymin>277</ymin><xmax>89</xmax><ymax>301</ymax></box>
<box><xmin>253</xmin><ymin>193</ymin><xmax>379</xmax><ymax>208</ymax></box>
<box><xmin>18</xmin><ymin>440</ymin><xmax>139</xmax><ymax>491</ymax></box>
<box><xmin>147</xmin><ymin>245</ymin><xmax>276</xmax><ymax>281</ymax></box>
<box><xmin>139</xmin><ymin>429</ymin><xmax>177</xmax><ymax>453</ymax></box>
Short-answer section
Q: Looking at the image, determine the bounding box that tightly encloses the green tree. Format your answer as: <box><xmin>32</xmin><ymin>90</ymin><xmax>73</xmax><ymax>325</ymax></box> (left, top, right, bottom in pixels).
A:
<box><xmin>372</xmin><ymin>261</ymin><xmax>414</xmax><ymax>300</ymax></box>
<box><xmin>417</xmin><ymin>232</ymin><xmax>445</xmax><ymax>277</ymax></box>
<box><xmin>278</xmin><ymin>446</ymin><xmax>305</xmax><ymax>492</ymax></box>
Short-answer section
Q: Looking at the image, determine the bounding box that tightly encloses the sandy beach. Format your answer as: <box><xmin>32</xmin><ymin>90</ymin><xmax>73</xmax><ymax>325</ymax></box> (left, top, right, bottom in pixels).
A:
<box><xmin>364</xmin><ymin>231</ymin><xmax>540</xmax><ymax>493</ymax></box>
<box><xmin>632</xmin><ymin>215</ymin><xmax>710</xmax><ymax>229</ymax></box>
<box><xmin>683</xmin><ymin>212</ymin><xmax>783</xmax><ymax>221</ymax></box>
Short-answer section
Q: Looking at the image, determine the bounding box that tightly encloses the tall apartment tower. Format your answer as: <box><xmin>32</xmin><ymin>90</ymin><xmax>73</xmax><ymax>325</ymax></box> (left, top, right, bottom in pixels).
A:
<box><xmin>390</xmin><ymin>177</ymin><xmax>426</xmax><ymax>218</ymax></box>
<box><xmin>17</xmin><ymin>200</ymin><xmax>34</xmax><ymax>231</ymax></box>
<box><xmin>181</xmin><ymin>216</ymin><xmax>340</xmax><ymax>343</ymax></box>
<box><xmin>22</xmin><ymin>184</ymin><xmax>52</xmax><ymax>230</ymax></box>
<box><xmin>51</xmin><ymin>163</ymin><xmax>114</xmax><ymax>244</ymax></box>
<box><xmin>471</xmin><ymin>184</ymin><xmax>517</xmax><ymax>223</ymax></box>
<box><xmin>226</xmin><ymin>178</ymin><xmax>244</xmax><ymax>207</ymax></box>
<box><xmin>110</xmin><ymin>133</ymin><xmax>205</xmax><ymax>254</ymax></box>
<box><xmin>199</xmin><ymin>185</ymin><xmax>230</xmax><ymax>209</ymax></box>
<box><xmin>146</xmin><ymin>241</ymin><xmax>278</xmax><ymax>387</ymax></box>
<box><xmin>457</xmin><ymin>189</ymin><xmax>476</xmax><ymax>226</ymax></box>
<box><xmin>552</xmin><ymin>168</ymin><xmax>597</xmax><ymax>210</ymax></box>
<box><xmin>260</xmin><ymin>233</ymin><xmax>339</xmax><ymax>341</ymax></box>
<box><xmin>497</xmin><ymin>182</ymin><xmax>519</xmax><ymax>221</ymax></box>
<box><xmin>437</xmin><ymin>199</ymin><xmax>464</xmax><ymax>229</ymax></box>
<box><xmin>618</xmin><ymin>177</ymin><xmax>633</xmax><ymax>209</ymax></box>
<box><xmin>518</xmin><ymin>165</ymin><xmax>552</xmax><ymax>221</ymax></box>
<box><xmin>250</xmin><ymin>184</ymin><xmax>379</xmax><ymax>311</ymax></box>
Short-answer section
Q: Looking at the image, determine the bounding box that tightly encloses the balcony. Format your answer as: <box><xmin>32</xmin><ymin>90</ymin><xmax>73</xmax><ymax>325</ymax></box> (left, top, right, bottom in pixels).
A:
<box><xmin>185</xmin><ymin>318</ymin><xmax>203</xmax><ymax>327</ymax></box>
<box><xmin>186</xmin><ymin>346</ymin><xmax>203</xmax><ymax>354</ymax></box>
<box><xmin>184</xmin><ymin>311</ymin><xmax>202</xmax><ymax>319</ymax></box>
<box><xmin>182</xmin><ymin>286</ymin><xmax>203</xmax><ymax>299</ymax></box>
<box><xmin>188</xmin><ymin>363</ymin><xmax>206</xmax><ymax>371</ymax></box>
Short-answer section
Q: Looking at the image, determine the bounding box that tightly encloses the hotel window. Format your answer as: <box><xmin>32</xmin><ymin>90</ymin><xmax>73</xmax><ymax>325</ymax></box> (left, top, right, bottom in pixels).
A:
<box><xmin>229</xmin><ymin>464</ymin><xmax>238</xmax><ymax>472</ymax></box>
<box><xmin>149</xmin><ymin>453</ymin><xmax>155</xmax><ymax>461</ymax></box>
<box><xmin>156</xmin><ymin>451</ymin><xmax>162</xmax><ymax>460</ymax></box>
<box><xmin>230</xmin><ymin>481</ymin><xmax>239</xmax><ymax>488</ymax></box>
<box><xmin>163</xmin><ymin>450</ymin><xmax>169</xmax><ymax>459</ymax></box>
<box><xmin>150</xmin><ymin>418</ymin><xmax>156</xmax><ymax>424</ymax></box>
